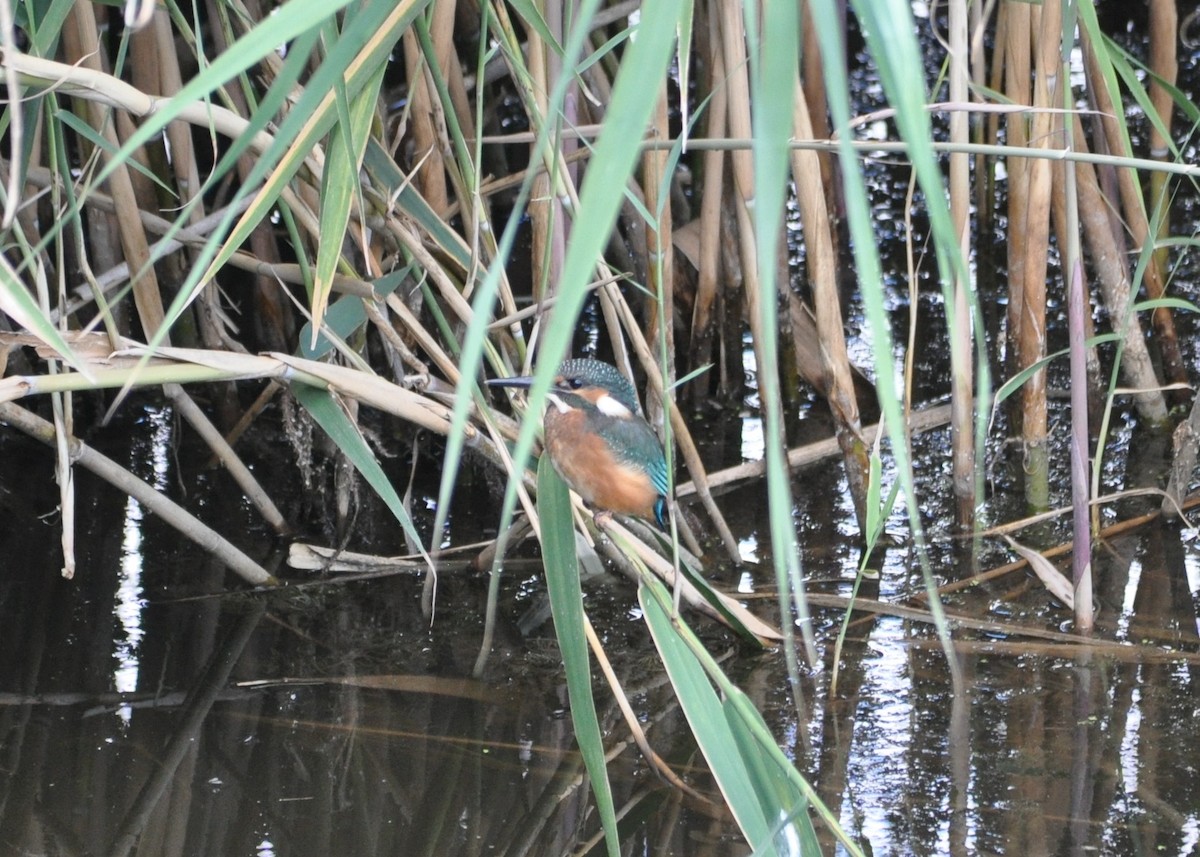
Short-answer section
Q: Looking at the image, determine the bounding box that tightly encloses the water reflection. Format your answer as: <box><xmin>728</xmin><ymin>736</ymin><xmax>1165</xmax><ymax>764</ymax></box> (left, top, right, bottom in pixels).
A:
<box><xmin>113</xmin><ymin>490</ymin><xmax>146</xmax><ymax>717</ymax></box>
<box><xmin>113</xmin><ymin>407</ymin><xmax>173</xmax><ymax>723</ymax></box>
<box><xmin>3</xmin><ymin>418</ymin><xmax>1200</xmax><ymax>855</ymax></box>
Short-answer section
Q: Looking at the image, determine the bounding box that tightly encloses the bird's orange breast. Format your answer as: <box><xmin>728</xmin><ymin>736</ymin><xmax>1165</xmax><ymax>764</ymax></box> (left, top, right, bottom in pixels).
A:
<box><xmin>543</xmin><ymin>408</ymin><xmax>659</xmax><ymax>520</ymax></box>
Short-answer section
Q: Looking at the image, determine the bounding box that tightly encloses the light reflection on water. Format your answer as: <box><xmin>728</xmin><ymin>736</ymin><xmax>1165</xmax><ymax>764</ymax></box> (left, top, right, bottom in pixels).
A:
<box><xmin>742</xmin><ymin>334</ymin><xmax>764</xmax><ymax>462</ymax></box>
<box><xmin>113</xmin><ymin>493</ymin><xmax>145</xmax><ymax>722</ymax></box>
<box><xmin>112</xmin><ymin>407</ymin><xmax>172</xmax><ymax>723</ymax></box>
<box><xmin>1118</xmin><ymin>558</ymin><xmax>1142</xmax><ymax>639</ymax></box>
<box><xmin>738</xmin><ymin>533</ymin><xmax>759</xmax><ymax>566</ymax></box>
<box><xmin>1182</xmin><ymin>817</ymin><xmax>1200</xmax><ymax>853</ymax></box>
<box><xmin>847</xmin><ymin>627</ymin><xmax>915</xmax><ymax>848</ymax></box>
<box><xmin>1120</xmin><ymin>687</ymin><xmax>1143</xmax><ymax>798</ymax></box>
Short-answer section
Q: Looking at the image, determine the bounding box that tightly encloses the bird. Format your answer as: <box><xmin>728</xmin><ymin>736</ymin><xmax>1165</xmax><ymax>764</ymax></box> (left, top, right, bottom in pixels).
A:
<box><xmin>489</xmin><ymin>358</ymin><xmax>669</xmax><ymax>529</ymax></box>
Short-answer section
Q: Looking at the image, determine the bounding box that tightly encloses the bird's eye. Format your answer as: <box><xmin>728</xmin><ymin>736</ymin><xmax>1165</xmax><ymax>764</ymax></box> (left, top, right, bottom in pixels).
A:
<box><xmin>566</xmin><ymin>377</ymin><xmax>584</xmax><ymax>390</ymax></box>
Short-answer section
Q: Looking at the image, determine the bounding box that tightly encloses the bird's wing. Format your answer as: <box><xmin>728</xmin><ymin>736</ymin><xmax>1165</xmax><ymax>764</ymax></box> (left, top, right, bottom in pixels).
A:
<box><xmin>602</xmin><ymin>416</ymin><xmax>669</xmax><ymax>497</ymax></box>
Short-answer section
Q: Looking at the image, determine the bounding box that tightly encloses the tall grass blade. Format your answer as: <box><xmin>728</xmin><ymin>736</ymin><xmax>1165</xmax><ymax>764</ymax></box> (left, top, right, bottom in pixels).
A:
<box><xmin>537</xmin><ymin>455</ymin><xmax>619</xmax><ymax>857</ymax></box>
<box><xmin>749</xmin><ymin>0</ymin><xmax>818</xmax><ymax>677</ymax></box>
<box><xmin>312</xmin><ymin>59</ymin><xmax>386</xmax><ymax>343</ymax></box>
<box><xmin>676</xmin><ymin>2</ymin><xmax>694</xmax><ymax>148</ymax></box>
<box><xmin>639</xmin><ymin>579</ymin><xmax>776</xmax><ymax>854</ymax></box>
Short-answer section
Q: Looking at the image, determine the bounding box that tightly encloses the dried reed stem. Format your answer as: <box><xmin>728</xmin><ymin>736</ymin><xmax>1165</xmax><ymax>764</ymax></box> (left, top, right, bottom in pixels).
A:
<box><xmin>643</xmin><ymin>84</ymin><xmax>675</xmax><ymax>388</ymax></box>
<box><xmin>1147</xmin><ymin>0</ymin><xmax>1177</xmax><ymax>289</ymax></box>
<box><xmin>948</xmin><ymin>0</ymin><xmax>976</xmax><ymax>529</ymax></box>
<box><xmin>1002</xmin><ymin>0</ymin><xmax>1030</xmax><ymax>398</ymax></box>
<box><xmin>689</xmin><ymin>5</ymin><xmax>728</xmax><ymax>396</ymax></box>
<box><xmin>62</xmin><ymin>3</ymin><xmax>166</xmax><ymax>340</ymax></box>
<box><xmin>1015</xmin><ymin>0</ymin><xmax>1061</xmax><ymax>509</ymax></box>
<box><xmin>789</xmin><ymin>72</ymin><xmax>869</xmax><ymax>533</ymax></box>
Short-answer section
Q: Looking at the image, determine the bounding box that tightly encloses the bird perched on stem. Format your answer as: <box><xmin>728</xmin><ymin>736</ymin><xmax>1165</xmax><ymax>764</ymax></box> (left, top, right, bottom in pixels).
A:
<box><xmin>489</xmin><ymin>358</ymin><xmax>669</xmax><ymax>529</ymax></box>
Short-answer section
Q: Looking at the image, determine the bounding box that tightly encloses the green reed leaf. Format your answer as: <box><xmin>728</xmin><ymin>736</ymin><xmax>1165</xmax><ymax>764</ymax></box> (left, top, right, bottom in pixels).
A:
<box><xmin>537</xmin><ymin>455</ymin><xmax>619</xmax><ymax>857</ymax></box>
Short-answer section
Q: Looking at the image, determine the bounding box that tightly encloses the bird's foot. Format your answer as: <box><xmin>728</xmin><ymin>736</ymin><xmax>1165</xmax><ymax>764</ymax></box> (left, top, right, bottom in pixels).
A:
<box><xmin>592</xmin><ymin>509</ymin><xmax>615</xmax><ymax>531</ymax></box>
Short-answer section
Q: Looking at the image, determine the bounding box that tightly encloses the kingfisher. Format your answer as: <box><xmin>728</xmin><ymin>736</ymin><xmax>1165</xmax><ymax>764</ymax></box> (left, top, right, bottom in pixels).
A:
<box><xmin>489</xmin><ymin>358</ymin><xmax>669</xmax><ymax>529</ymax></box>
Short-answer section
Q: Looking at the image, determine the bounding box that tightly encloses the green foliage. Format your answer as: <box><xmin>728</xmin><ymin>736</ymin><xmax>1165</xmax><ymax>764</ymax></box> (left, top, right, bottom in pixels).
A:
<box><xmin>537</xmin><ymin>455</ymin><xmax>620</xmax><ymax>857</ymax></box>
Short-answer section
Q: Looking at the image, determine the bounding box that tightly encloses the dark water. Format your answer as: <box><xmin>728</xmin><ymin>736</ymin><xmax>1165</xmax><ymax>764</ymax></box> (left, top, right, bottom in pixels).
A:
<box><xmin>4</xmin><ymin>383</ymin><xmax>1200</xmax><ymax>856</ymax></box>
<box><xmin>0</xmin><ymin>410</ymin><xmax>761</xmax><ymax>857</ymax></box>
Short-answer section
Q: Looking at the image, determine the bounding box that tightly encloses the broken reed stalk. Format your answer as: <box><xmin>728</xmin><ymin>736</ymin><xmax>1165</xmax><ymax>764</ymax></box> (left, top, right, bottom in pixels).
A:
<box><xmin>1069</xmin><ymin>115</ymin><xmax>1167</xmax><ymax>424</ymax></box>
<box><xmin>1080</xmin><ymin>34</ymin><xmax>1183</xmax><ymax>398</ymax></box>
<box><xmin>51</xmin><ymin>388</ymin><xmax>74</xmax><ymax>579</ymax></box>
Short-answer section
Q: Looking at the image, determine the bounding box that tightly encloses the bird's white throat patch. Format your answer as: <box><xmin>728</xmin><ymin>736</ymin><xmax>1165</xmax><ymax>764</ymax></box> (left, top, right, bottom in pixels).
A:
<box><xmin>595</xmin><ymin>393</ymin><xmax>632</xmax><ymax>418</ymax></box>
<box><xmin>546</xmin><ymin>392</ymin><xmax>571</xmax><ymax>414</ymax></box>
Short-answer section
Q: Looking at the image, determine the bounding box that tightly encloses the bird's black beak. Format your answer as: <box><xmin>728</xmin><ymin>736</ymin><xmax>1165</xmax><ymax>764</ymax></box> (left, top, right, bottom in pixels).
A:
<box><xmin>486</xmin><ymin>375</ymin><xmax>535</xmax><ymax>390</ymax></box>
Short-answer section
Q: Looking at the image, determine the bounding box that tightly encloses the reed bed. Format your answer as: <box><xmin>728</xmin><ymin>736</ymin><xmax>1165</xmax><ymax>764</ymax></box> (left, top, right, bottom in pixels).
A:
<box><xmin>1</xmin><ymin>0</ymin><xmax>1198</xmax><ymax>852</ymax></box>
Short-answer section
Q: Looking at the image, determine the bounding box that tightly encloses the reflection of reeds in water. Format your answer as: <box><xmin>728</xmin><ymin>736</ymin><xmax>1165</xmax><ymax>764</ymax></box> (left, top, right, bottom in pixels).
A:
<box><xmin>0</xmin><ymin>0</ymin><xmax>1197</xmax><ymax>852</ymax></box>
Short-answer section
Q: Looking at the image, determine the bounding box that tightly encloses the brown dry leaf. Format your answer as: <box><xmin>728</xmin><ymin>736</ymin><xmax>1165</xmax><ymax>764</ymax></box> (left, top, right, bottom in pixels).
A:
<box><xmin>1003</xmin><ymin>535</ymin><xmax>1074</xmax><ymax>609</ymax></box>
